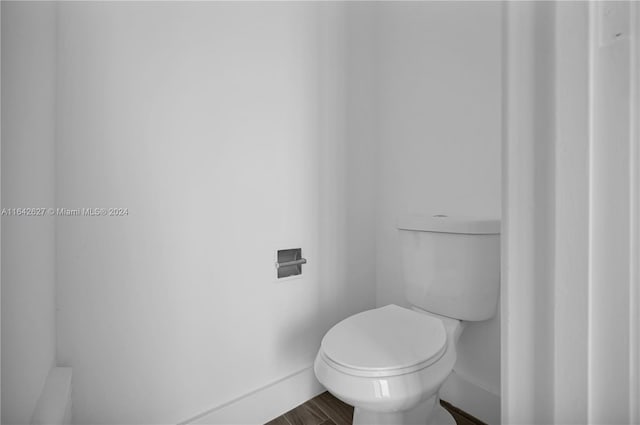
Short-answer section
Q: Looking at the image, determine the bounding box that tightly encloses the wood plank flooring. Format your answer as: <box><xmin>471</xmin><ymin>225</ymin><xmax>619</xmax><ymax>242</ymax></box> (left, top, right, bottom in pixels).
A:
<box><xmin>265</xmin><ymin>392</ymin><xmax>353</xmax><ymax>425</ymax></box>
<box><xmin>265</xmin><ymin>391</ymin><xmax>487</xmax><ymax>425</ymax></box>
<box><xmin>440</xmin><ymin>400</ymin><xmax>488</xmax><ymax>425</ymax></box>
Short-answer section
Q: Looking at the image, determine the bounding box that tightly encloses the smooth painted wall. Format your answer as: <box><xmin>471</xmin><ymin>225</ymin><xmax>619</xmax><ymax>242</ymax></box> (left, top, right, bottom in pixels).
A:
<box><xmin>502</xmin><ymin>3</ymin><xmax>640</xmax><ymax>423</ymax></box>
<box><xmin>54</xmin><ymin>3</ymin><xmax>375</xmax><ymax>424</ymax></box>
<box><xmin>1</xmin><ymin>2</ymin><xmax>57</xmax><ymax>424</ymax></box>
<box><xmin>372</xmin><ymin>1</ymin><xmax>502</xmax><ymax>416</ymax></box>
<box><xmin>3</xmin><ymin>3</ymin><xmax>501</xmax><ymax>423</ymax></box>
<box><xmin>589</xmin><ymin>1</ymin><xmax>636</xmax><ymax>420</ymax></box>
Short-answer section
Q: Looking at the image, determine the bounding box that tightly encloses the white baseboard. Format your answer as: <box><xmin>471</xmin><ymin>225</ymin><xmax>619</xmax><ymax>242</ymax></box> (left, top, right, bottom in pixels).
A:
<box><xmin>181</xmin><ymin>365</ymin><xmax>499</xmax><ymax>425</ymax></box>
<box><xmin>440</xmin><ymin>371</ymin><xmax>500</xmax><ymax>425</ymax></box>
<box><xmin>31</xmin><ymin>367</ymin><xmax>73</xmax><ymax>425</ymax></box>
<box><xmin>181</xmin><ymin>366</ymin><xmax>324</xmax><ymax>425</ymax></box>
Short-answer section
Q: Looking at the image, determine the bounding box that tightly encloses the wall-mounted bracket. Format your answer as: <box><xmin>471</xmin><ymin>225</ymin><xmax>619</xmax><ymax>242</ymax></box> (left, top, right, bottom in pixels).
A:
<box><xmin>275</xmin><ymin>248</ymin><xmax>306</xmax><ymax>279</ymax></box>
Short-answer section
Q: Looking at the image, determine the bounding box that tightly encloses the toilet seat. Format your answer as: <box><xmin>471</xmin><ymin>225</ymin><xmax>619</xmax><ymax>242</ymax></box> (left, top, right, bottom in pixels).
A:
<box><xmin>319</xmin><ymin>304</ymin><xmax>447</xmax><ymax>378</ymax></box>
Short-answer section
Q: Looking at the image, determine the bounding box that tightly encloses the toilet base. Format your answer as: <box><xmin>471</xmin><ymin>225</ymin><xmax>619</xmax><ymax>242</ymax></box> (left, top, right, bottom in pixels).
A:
<box><xmin>352</xmin><ymin>395</ymin><xmax>455</xmax><ymax>425</ymax></box>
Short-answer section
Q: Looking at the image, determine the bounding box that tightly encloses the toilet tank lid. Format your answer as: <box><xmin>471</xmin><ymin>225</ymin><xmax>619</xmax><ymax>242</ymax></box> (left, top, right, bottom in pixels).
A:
<box><xmin>397</xmin><ymin>214</ymin><xmax>500</xmax><ymax>235</ymax></box>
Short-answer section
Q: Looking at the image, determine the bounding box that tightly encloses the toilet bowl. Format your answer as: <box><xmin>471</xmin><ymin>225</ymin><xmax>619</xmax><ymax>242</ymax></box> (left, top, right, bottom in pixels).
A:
<box><xmin>314</xmin><ymin>304</ymin><xmax>464</xmax><ymax>425</ymax></box>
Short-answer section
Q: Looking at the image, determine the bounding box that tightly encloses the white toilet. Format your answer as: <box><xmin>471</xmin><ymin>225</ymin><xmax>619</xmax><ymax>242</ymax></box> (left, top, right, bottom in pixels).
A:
<box><xmin>314</xmin><ymin>214</ymin><xmax>500</xmax><ymax>425</ymax></box>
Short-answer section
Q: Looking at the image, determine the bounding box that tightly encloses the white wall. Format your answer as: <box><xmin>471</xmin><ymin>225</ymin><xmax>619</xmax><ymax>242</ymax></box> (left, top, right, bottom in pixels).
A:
<box><xmin>2</xmin><ymin>3</ymin><xmax>502</xmax><ymax>423</ymax></box>
<box><xmin>1</xmin><ymin>2</ymin><xmax>57</xmax><ymax>424</ymax></box>
<box><xmin>588</xmin><ymin>1</ymin><xmax>637</xmax><ymax>421</ymax></box>
<box><xmin>54</xmin><ymin>3</ymin><xmax>375</xmax><ymax>424</ymax></box>
<box><xmin>632</xmin><ymin>6</ymin><xmax>640</xmax><ymax>422</ymax></box>
<box><xmin>502</xmin><ymin>2</ymin><xmax>640</xmax><ymax>423</ymax></box>
<box><xmin>501</xmin><ymin>3</ymin><xmax>557</xmax><ymax>423</ymax></box>
<box><xmin>372</xmin><ymin>2</ymin><xmax>502</xmax><ymax>421</ymax></box>
<box><xmin>344</xmin><ymin>2</ymin><xmax>378</xmax><ymax>328</ymax></box>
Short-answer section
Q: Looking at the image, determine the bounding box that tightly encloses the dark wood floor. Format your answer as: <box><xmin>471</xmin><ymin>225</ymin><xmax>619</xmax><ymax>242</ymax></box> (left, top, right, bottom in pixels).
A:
<box><xmin>265</xmin><ymin>391</ymin><xmax>487</xmax><ymax>425</ymax></box>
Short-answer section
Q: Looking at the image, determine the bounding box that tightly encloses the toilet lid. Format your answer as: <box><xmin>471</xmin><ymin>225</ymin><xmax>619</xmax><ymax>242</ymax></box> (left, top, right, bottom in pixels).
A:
<box><xmin>320</xmin><ymin>304</ymin><xmax>447</xmax><ymax>376</ymax></box>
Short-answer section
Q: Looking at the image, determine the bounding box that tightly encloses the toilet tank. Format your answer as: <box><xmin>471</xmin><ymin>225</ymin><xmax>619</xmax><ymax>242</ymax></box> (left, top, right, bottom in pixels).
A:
<box><xmin>397</xmin><ymin>214</ymin><xmax>500</xmax><ymax>321</ymax></box>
